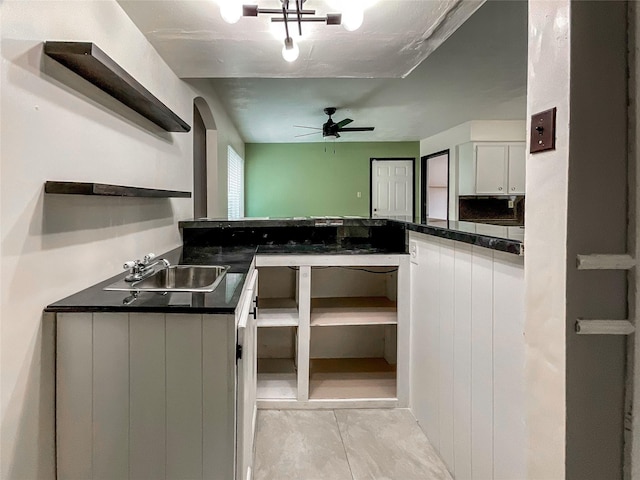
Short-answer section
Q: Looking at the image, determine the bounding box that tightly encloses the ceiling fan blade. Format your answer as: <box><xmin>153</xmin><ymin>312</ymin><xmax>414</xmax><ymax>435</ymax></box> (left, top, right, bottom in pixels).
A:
<box><xmin>338</xmin><ymin>127</ymin><xmax>375</xmax><ymax>132</ymax></box>
<box><xmin>294</xmin><ymin>131</ymin><xmax>322</xmax><ymax>138</ymax></box>
<box><xmin>294</xmin><ymin>125</ymin><xmax>322</xmax><ymax>130</ymax></box>
<box><xmin>335</xmin><ymin>118</ymin><xmax>353</xmax><ymax>129</ymax></box>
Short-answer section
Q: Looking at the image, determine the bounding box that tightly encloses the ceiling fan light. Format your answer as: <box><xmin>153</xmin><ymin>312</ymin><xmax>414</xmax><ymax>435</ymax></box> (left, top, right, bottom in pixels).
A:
<box><xmin>220</xmin><ymin>1</ymin><xmax>243</xmax><ymax>23</ymax></box>
<box><xmin>342</xmin><ymin>7</ymin><xmax>363</xmax><ymax>31</ymax></box>
<box><xmin>282</xmin><ymin>38</ymin><xmax>299</xmax><ymax>62</ymax></box>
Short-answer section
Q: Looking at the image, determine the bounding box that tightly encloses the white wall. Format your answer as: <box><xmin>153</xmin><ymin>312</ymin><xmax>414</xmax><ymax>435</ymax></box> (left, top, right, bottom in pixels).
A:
<box><xmin>409</xmin><ymin>231</ymin><xmax>525</xmax><ymax>480</ymax></box>
<box><xmin>523</xmin><ymin>3</ymin><xmax>570</xmax><ymax>478</ymax></box>
<box><xmin>0</xmin><ymin>2</ymin><xmax>243</xmax><ymax>478</ymax></box>
<box><xmin>419</xmin><ymin>120</ymin><xmax>525</xmax><ymax>220</ymax></box>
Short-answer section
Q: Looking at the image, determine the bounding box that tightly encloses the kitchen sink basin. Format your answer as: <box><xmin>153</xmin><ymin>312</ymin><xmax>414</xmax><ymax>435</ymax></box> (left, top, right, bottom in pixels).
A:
<box><xmin>104</xmin><ymin>265</ymin><xmax>230</xmax><ymax>293</ymax></box>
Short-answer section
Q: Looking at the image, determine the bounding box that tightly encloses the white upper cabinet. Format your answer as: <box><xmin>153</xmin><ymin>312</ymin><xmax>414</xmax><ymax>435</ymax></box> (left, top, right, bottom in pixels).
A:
<box><xmin>475</xmin><ymin>145</ymin><xmax>508</xmax><ymax>194</ymax></box>
<box><xmin>458</xmin><ymin>142</ymin><xmax>526</xmax><ymax>195</ymax></box>
<box><xmin>507</xmin><ymin>144</ymin><xmax>526</xmax><ymax>194</ymax></box>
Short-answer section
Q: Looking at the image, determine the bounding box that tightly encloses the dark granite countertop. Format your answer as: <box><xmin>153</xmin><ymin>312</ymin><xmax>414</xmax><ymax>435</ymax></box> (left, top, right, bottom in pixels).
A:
<box><xmin>179</xmin><ymin>216</ymin><xmax>388</xmax><ymax>229</ymax></box>
<box><xmin>45</xmin><ymin>242</ymin><xmax>406</xmax><ymax>314</ymax></box>
<box><xmin>45</xmin><ymin>246</ymin><xmax>257</xmax><ymax>314</ymax></box>
<box><xmin>179</xmin><ymin>216</ymin><xmax>524</xmax><ymax>256</ymax></box>
<box><xmin>256</xmin><ymin>244</ymin><xmax>401</xmax><ymax>255</ymax></box>
<box><xmin>46</xmin><ymin>217</ymin><xmax>522</xmax><ymax>314</ymax></box>
<box><xmin>402</xmin><ymin>219</ymin><xmax>524</xmax><ymax>255</ymax></box>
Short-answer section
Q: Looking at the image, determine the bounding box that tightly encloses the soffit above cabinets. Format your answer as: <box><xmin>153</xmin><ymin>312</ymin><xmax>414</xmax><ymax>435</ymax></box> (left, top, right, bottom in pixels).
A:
<box><xmin>117</xmin><ymin>0</ymin><xmax>485</xmax><ymax>79</ymax></box>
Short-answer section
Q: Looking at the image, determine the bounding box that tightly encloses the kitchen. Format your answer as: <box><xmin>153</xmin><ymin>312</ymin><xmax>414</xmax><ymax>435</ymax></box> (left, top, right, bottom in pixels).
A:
<box><xmin>0</xmin><ymin>1</ymin><xmax>631</xmax><ymax>480</ymax></box>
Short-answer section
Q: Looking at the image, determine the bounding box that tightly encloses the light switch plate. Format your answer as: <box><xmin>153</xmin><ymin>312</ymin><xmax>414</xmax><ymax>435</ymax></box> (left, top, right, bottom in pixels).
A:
<box><xmin>530</xmin><ymin>107</ymin><xmax>556</xmax><ymax>153</ymax></box>
<box><xmin>409</xmin><ymin>240</ymin><xmax>418</xmax><ymax>264</ymax></box>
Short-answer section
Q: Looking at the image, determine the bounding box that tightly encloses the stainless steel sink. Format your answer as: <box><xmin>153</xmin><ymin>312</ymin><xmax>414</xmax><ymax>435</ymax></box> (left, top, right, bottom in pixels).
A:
<box><xmin>104</xmin><ymin>265</ymin><xmax>230</xmax><ymax>293</ymax></box>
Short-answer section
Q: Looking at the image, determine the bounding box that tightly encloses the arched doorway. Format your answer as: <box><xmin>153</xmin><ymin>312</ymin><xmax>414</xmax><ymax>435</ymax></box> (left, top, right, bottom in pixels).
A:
<box><xmin>193</xmin><ymin>97</ymin><xmax>217</xmax><ymax>218</ymax></box>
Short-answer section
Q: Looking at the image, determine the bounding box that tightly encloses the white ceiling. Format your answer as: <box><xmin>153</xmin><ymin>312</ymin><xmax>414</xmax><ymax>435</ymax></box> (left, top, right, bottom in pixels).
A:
<box><xmin>119</xmin><ymin>0</ymin><xmax>528</xmax><ymax>143</ymax></box>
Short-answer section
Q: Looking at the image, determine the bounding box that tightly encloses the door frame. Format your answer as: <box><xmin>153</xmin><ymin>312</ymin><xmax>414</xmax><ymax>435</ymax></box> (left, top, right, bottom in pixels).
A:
<box><xmin>369</xmin><ymin>157</ymin><xmax>416</xmax><ymax>221</ymax></box>
<box><xmin>193</xmin><ymin>104</ymin><xmax>207</xmax><ymax>218</ymax></box>
<box><xmin>420</xmin><ymin>149</ymin><xmax>450</xmax><ymax>223</ymax></box>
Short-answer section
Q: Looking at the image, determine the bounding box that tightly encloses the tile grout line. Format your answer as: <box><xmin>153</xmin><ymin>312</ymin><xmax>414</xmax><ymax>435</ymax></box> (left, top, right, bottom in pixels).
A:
<box><xmin>333</xmin><ymin>410</ymin><xmax>356</xmax><ymax>480</ymax></box>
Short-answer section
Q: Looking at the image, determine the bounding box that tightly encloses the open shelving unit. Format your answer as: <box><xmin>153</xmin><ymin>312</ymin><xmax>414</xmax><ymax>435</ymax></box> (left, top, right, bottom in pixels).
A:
<box><xmin>257</xmin><ymin>357</ymin><xmax>297</xmax><ymax>400</ymax></box>
<box><xmin>257</xmin><ymin>298</ymin><xmax>298</xmax><ymax>327</ymax></box>
<box><xmin>310</xmin><ymin>296</ymin><xmax>397</xmax><ymax>326</ymax></box>
<box><xmin>308</xmin><ymin>266</ymin><xmax>398</xmax><ymax>401</ymax></box>
<box><xmin>308</xmin><ymin>358</ymin><xmax>396</xmax><ymax>400</ymax></box>
<box><xmin>255</xmin><ymin>266</ymin><xmax>301</xmax><ymax>401</ymax></box>
<box><xmin>255</xmin><ymin>255</ymin><xmax>409</xmax><ymax>409</ymax></box>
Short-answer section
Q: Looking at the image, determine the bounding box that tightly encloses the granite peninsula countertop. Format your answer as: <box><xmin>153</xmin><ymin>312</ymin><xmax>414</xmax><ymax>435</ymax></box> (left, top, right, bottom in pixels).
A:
<box><xmin>404</xmin><ymin>219</ymin><xmax>524</xmax><ymax>255</ymax></box>
<box><xmin>179</xmin><ymin>216</ymin><xmax>524</xmax><ymax>256</ymax></box>
<box><xmin>46</xmin><ymin>241</ymin><xmax>407</xmax><ymax>314</ymax></box>
<box><xmin>46</xmin><ymin>217</ymin><xmax>522</xmax><ymax>314</ymax></box>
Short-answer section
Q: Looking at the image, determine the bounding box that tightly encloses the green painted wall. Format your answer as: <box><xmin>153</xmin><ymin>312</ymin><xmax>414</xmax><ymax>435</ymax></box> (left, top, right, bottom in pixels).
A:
<box><xmin>245</xmin><ymin>142</ymin><xmax>420</xmax><ymax>218</ymax></box>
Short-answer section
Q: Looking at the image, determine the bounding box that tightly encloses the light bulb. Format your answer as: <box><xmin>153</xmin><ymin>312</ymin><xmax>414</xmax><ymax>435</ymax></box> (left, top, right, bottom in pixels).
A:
<box><xmin>220</xmin><ymin>1</ymin><xmax>242</xmax><ymax>24</ymax></box>
<box><xmin>342</xmin><ymin>7</ymin><xmax>364</xmax><ymax>31</ymax></box>
<box><xmin>282</xmin><ymin>38</ymin><xmax>299</xmax><ymax>62</ymax></box>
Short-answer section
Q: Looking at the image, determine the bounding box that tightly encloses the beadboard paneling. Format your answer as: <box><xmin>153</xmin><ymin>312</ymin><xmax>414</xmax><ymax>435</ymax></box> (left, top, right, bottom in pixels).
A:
<box><xmin>129</xmin><ymin>313</ymin><xmax>166</xmax><ymax>480</ymax></box>
<box><xmin>166</xmin><ymin>314</ymin><xmax>204</xmax><ymax>479</ymax></box>
<box><xmin>57</xmin><ymin>312</ymin><xmax>237</xmax><ymax>480</ymax></box>
<box><xmin>438</xmin><ymin>239</ymin><xmax>456</xmax><ymax>470</ymax></box>
<box><xmin>470</xmin><ymin>246</ymin><xmax>494</xmax><ymax>480</ymax></box>
<box><xmin>57</xmin><ymin>313</ymin><xmax>94</xmax><ymax>479</ymax></box>
<box><xmin>203</xmin><ymin>314</ymin><xmax>236</xmax><ymax>480</ymax></box>
<box><xmin>453</xmin><ymin>243</ymin><xmax>473</xmax><ymax>480</ymax></box>
<box><xmin>92</xmin><ymin>313</ymin><xmax>130</xmax><ymax>480</ymax></box>
<box><xmin>492</xmin><ymin>252</ymin><xmax>526</xmax><ymax>480</ymax></box>
<box><xmin>409</xmin><ymin>232</ymin><xmax>525</xmax><ymax>480</ymax></box>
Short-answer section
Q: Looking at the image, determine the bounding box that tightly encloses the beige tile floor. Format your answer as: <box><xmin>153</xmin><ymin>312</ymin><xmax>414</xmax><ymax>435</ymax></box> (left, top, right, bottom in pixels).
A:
<box><xmin>254</xmin><ymin>409</ymin><xmax>453</xmax><ymax>480</ymax></box>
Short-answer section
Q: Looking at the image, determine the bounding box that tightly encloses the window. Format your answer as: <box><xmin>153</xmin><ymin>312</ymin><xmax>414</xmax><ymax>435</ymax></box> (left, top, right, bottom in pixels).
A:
<box><xmin>227</xmin><ymin>146</ymin><xmax>244</xmax><ymax>219</ymax></box>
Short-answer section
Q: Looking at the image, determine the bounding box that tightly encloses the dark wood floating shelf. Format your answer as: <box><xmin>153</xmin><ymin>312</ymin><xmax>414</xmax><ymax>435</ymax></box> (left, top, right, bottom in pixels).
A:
<box><xmin>45</xmin><ymin>181</ymin><xmax>191</xmax><ymax>198</ymax></box>
<box><xmin>43</xmin><ymin>41</ymin><xmax>191</xmax><ymax>132</ymax></box>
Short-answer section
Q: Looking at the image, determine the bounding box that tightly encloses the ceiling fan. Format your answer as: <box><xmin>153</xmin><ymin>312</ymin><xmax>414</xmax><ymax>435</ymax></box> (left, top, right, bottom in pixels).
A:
<box><xmin>294</xmin><ymin>107</ymin><xmax>375</xmax><ymax>139</ymax></box>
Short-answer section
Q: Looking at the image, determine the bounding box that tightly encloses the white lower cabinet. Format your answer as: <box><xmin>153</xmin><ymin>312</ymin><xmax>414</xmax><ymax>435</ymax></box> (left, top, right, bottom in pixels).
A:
<box><xmin>409</xmin><ymin>232</ymin><xmax>525</xmax><ymax>480</ymax></box>
<box><xmin>236</xmin><ymin>269</ymin><xmax>258</xmax><ymax>480</ymax></box>
<box><xmin>56</xmin><ymin>269</ymin><xmax>258</xmax><ymax>480</ymax></box>
<box><xmin>255</xmin><ymin>254</ymin><xmax>410</xmax><ymax>409</ymax></box>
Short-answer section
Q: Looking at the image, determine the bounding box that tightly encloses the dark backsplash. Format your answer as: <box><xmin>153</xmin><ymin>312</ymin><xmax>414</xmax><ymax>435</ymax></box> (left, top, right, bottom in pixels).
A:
<box><xmin>181</xmin><ymin>224</ymin><xmax>406</xmax><ymax>252</ymax></box>
<box><xmin>458</xmin><ymin>196</ymin><xmax>525</xmax><ymax>225</ymax></box>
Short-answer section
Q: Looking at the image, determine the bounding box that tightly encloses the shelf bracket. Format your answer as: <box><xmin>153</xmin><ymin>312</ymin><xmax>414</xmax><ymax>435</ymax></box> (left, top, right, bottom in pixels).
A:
<box><xmin>575</xmin><ymin>319</ymin><xmax>635</xmax><ymax>335</ymax></box>
<box><xmin>576</xmin><ymin>254</ymin><xmax>636</xmax><ymax>270</ymax></box>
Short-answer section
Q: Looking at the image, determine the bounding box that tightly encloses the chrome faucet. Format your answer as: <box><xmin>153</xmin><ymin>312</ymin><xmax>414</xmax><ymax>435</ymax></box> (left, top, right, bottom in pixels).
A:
<box><xmin>123</xmin><ymin>253</ymin><xmax>170</xmax><ymax>282</ymax></box>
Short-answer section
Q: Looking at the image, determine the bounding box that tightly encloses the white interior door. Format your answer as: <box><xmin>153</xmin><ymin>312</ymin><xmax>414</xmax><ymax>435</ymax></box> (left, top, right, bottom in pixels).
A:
<box><xmin>371</xmin><ymin>159</ymin><xmax>414</xmax><ymax>221</ymax></box>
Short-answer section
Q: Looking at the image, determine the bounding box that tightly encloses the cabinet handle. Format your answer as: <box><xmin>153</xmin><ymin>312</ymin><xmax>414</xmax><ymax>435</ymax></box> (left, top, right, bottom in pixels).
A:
<box><xmin>498</xmin><ymin>186</ymin><xmax>503</xmax><ymax>191</ymax></box>
<box><xmin>511</xmin><ymin>187</ymin><xmax>516</xmax><ymax>191</ymax></box>
<box><xmin>249</xmin><ymin>307</ymin><xmax>257</xmax><ymax>319</ymax></box>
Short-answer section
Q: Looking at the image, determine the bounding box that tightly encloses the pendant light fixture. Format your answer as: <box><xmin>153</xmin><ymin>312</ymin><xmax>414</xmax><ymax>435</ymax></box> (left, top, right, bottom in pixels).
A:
<box><xmin>220</xmin><ymin>1</ymin><xmax>243</xmax><ymax>23</ymax></box>
<box><xmin>281</xmin><ymin>37</ymin><xmax>299</xmax><ymax>62</ymax></box>
<box><xmin>219</xmin><ymin>0</ymin><xmax>364</xmax><ymax>62</ymax></box>
<box><xmin>342</xmin><ymin>4</ymin><xmax>364</xmax><ymax>31</ymax></box>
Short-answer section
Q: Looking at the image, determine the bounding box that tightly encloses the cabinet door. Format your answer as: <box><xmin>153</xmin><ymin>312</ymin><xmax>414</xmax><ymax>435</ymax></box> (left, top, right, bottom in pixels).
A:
<box><xmin>457</xmin><ymin>143</ymin><xmax>475</xmax><ymax>196</ymax></box>
<box><xmin>237</xmin><ymin>270</ymin><xmax>258</xmax><ymax>480</ymax></box>
<box><xmin>507</xmin><ymin>144</ymin><xmax>526</xmax><ymax>194</ymax></box>
<box><xmin>475</xmin><ymin>145</ymin><xmax>507</xmax><ymax>194</ymax></box>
